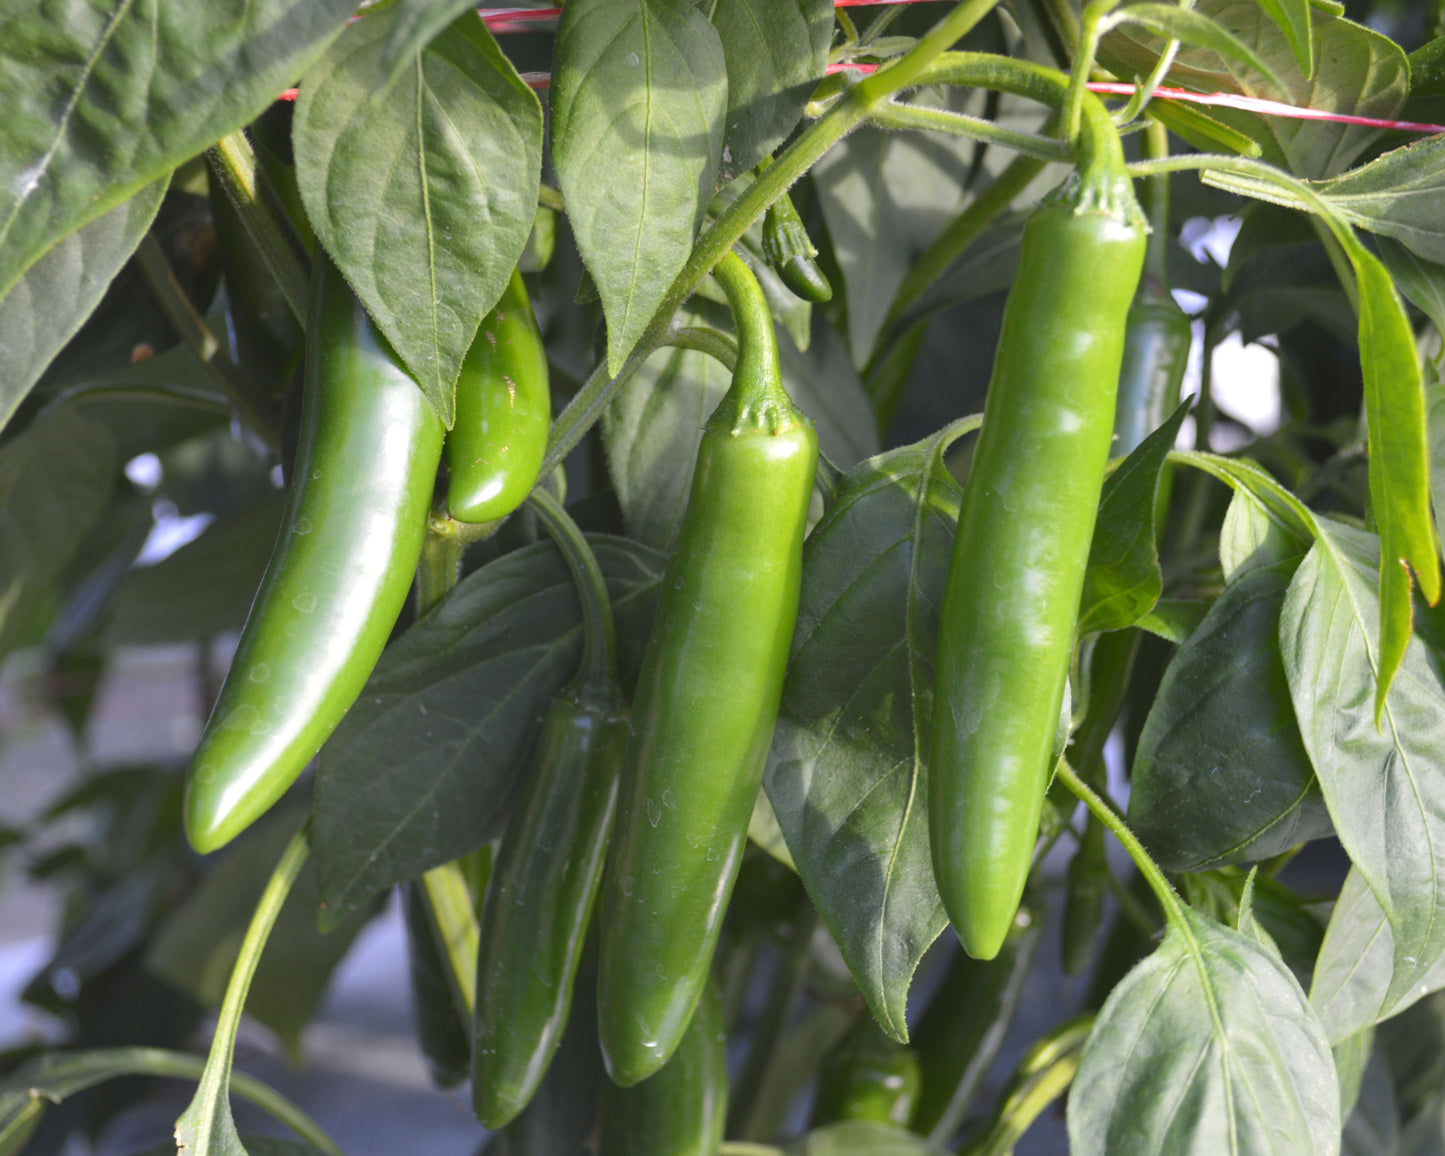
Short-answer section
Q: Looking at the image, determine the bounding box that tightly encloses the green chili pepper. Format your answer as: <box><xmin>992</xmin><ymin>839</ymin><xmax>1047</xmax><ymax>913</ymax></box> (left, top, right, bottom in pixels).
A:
<box><xmin>930</xmin><ymin>96</ymin><xmax>1147</xmax><ymax>961</ymax></box>
<box><xmin>446</xmin><ymin>268</ymin><xmax>551</xmax><ymax>525</ymax></box>
<box><xmin>812</xmin><ymin>1016</ymin><xmax>922</xmax><ymax>1129</ymax></box>
<box><xmin>762</xmin><ymin>189</ymin><xmax>833</xmax><ymax>304</ymax></box>
<box><xmin>600</xmin><ymin>981</ymin><xmax>728</xmax><ymax>1156</ymax></box>
<box><xmin>183</xmin><ymin>251</ymin><xmax>445</xmax><ymax>854</ymax></box>
<box><xmin>1113</xmin><ymin>277</ymin><xmax>1191</xmax><ymax>459</ymax></box>
<box><xmin>472</xmin><ymin>488</ymin><xmax>628</xmax><ymax>1128</ymax></box>
<box><xmin>597</xmin><ymin>252</ymin><xmax>818</xmax><ymax>1086</ymax></box>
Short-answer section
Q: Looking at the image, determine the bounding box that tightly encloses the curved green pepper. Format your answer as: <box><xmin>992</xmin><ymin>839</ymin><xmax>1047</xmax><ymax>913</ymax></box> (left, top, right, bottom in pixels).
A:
<box><xmin>446</xmin><ymin>268</ymin><xmax>551</xmax><ymax>524</ymax></box>
<box><xmin>472</xmin><ymin>489</ymin><xmax>628</xmax><ymax>1128</ymax></box>
<box><xmin>812</xmin><ymin>1017</ymin><xmax>922</xmax><ymax>1129</ymax></box>
<box><xmin>930</xmin><ymin>96</ymin><xmax>1146</xmax><ymax>961</ymax></box>
<box><xmin>600</xmin><ymin>980</ymin><xmax>728</xmax><ymax>1156</ymax></box>
<box><xmin>183</xmin><ymin>252</ymin><xmax>445</xmax><ymax>854</ymax></box>
<box><xmin>597</xmin><ymin>252</ymin><xmax>818</xmax><ymax>1086</ymax></box>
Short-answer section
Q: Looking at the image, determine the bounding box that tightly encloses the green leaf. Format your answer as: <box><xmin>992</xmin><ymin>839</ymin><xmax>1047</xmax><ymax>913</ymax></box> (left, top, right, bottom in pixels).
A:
<box><xmin>766</xmin><ymin>425</ymin><xmax>970</xmax><ymax>1041</ymax></box>
<box><xmin>0</xmin><ymin>410</ymin><xmax>118</xmax><ymax>660</ymax></box>
<box><xmin>1429</xmin><ymin>373</ymin><xmax>1445</xmax><ymax>562</ymax></box>
<box><xmin>551</xmin><ymin>0</ymin><xmax>728</xmax><ymax>375</ymax></box>
<box><xmin>1107</xmin><ymin>0</ymin><xmax>1407</xmax><ymax>178</ymax></box>
<box><xmin>136</xmin><ymin>1141</ymin><xmax>332</xmax><ymax>1156</ymax></box>
<box><xmin>1129</xmin><ymin>560</ymin><xmax>1330</xmax><ymax>872</ymax></box>
<box><xmin>312</xmin><ymin>537</ymin><xmax>665</xmax><ymax>928</ymax></box>
<box><xmin>1068</xmin><ymin>906</ymin><xmax>1340</xmax><ymax>1156</ymax></box>
<box><xmin>1310</xmin><ymin>867</ymin><xmax>1445</xmax><ymax>1045</ymax></box>
<box><xmin>813</xmin><ymin>91</ymin><xmax>1003</xmax><ymax>367</ymax></box>
<box><xmin>1219</xmin><ymin>486</ymin><xmax>1312</xmax><ymax>582</ymax></box>
<box><xmin>1282</xmin><ymin>520</ymin><xmax>1445</xmax><ymax>1012</ymax></box>
<box><xmin>1378</xmin><ymin>237</ymin><xmax>1445</xmax><ymax>339</ymax></box>
<box><xmin>0</xmin><ymin>179</ymin><xmax>167</xmax><ymax>436</ymax></box>
<box><xmin>147</xmin><ymin>810</ymin><xmax>373</xmax><ymax>1056</ymax></box>
<box><xmin>294</xmin><ymin>9</ymin><xmax>544</xmax><ymax>425</ymax></box>
<box><xmin>1315</xmin><ymin>137</ymin><xmax>1445</xmax><ymax>268</ymax></box>
<box><xmin>376</xmin><ymin>0</ymin><xmax>481</xmax><ymax>86</ymax></box>
<box><xmin>604</xmin><ymin>308</ymin><xmax>733</xmax><ymax>552</ymax></box>
<box><xmin>1350</xmin><ymin>244</ymin><xmax>1440</xmax><ymax>711</ymax></box>
<box><xmin>1110</xmin><ymin>4</ymin><xmax>1285</xmax><ymax>91</ymax></box>
<box><xmin>605</xmin><ymin>304</ymin><xmax>877</xmax><ymax>552</ymax></box>
<box><xmin>1078</xmin><ymin>401</ymin><xmax>1190</xmax><ymax>635</ymax></box>
<box><xmin>708</xmin><ymin>0</ymin><xmax>833</xmax><ymax>176</ymax></box>
<box><xmin>0</xmin><ymin>0</ymin><xmax>354</xmax><ymax>300</ymax></box>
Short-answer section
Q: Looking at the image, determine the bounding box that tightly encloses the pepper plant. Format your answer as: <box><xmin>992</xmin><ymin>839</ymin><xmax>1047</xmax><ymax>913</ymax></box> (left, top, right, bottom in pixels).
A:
<box><xmin>3</xmin><ymin>0</ymin><xmax>1445</xmax><ymax>1153</ymax></box>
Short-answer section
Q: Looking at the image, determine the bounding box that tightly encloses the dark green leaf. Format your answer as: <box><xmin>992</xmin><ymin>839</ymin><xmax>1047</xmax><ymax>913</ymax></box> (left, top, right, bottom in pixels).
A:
<box><xmin>766</xmin><ymin>426</ymin><xmax>967</xmax><ymax>1040</ymax></box>
<box><xmin>312</xmin><ymin>537</ymin><xmax>665</xmax><ymax>928</ymax></box>
<box><xmin>1129</xmin><ymin>561</ymin><xmax>1329</xmax><ymax>871</ymax></box>
<box><xmin>708</xmin><ymin>0</ymin><xmax>833</xmax><ymax>176</ymax></box>
<box><xmin>294</xmin><ymin>9</ymin><xmax>544</xmax><ymax>424</ymax></box>
<box><xmin>813</xmin><ymin>93</ymin><xmax>1008</xmax><ymax>366</ymax></box>
<box><xmin>0</xmin><ymin>410</ymin><xmax>118</xmax><ymax>660</ymax></box>
<box><xmin>779</xmin><ymin>320</ymin><xmax>881</xmax><ymax>471</ymax></box>
<box><xmin>0</xmin><ymin>0</ymin><xmax>354</xmax><ymax>299</ymax></box>
<box><xmin>1283</xmin><ymin>520</ymin><xmax>1445</xmax><ymax>1011</ymax></box>
<box><xmin>147</xmin><ymin>810</ymin><xmax>372</xmax><ymax>1056</ymax></box>
<box><xmin>1310</xmin><ymin>867</ymin><xmax>1445</xmax><ymax>1044</ymax></box>
<box><xmin>1068</xmin><ymin>906</ymin><xmax>1339</xmax><ymax>1156</ymax></box>
<box><xmin>0</xmin><ymin>179</ymin><xmax>167</xmax><ymax>436</ymax></box>
<box><xmin>1078</xmin><ymin>401</ymin><xmax>1190</xmax><ymax>635</ymax></box>
<box><xmin>551</xmin><ymin>0</ymin><xmax>728</xmax><ymax>375</ymax></box>
<box><xmin>1429</xmin><ymin>371</ymin><xmax>1445</xmax><ymax>562</ymax></box>
<box><xmin>603</xmin><ymin>309</ymin><xmax>733</xmax><ymax>552</ymax></box>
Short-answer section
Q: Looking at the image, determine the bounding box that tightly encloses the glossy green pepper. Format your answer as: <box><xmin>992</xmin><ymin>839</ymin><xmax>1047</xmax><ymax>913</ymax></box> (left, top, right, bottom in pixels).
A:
<box><xmin>472</xmin><ymin>489</ymin><xmax>628</xmax><ymax>1128</ymax></box>
<box><xmin>930</xmin><ymin>94</ymin><xmax>1146</xmax><ymax>960</ymax></box>
<box><xmin>183</xmin><ymin>251</ymin><xmax>445</xmax><ymax>854</ymax></box>
<box><xmin>597</xmin><ymin>252</ymin><xmax>818</xmax><ymax>1086</ymax></box>
<box><xmin>446</xmin><ymin>268</ymin><xmax>550</xmax><ymax>524</ymax></box>
<box><xmin>600</xmin><ymin>981</ymin><xmax>728</xmax><ymax>1156</ymax></box>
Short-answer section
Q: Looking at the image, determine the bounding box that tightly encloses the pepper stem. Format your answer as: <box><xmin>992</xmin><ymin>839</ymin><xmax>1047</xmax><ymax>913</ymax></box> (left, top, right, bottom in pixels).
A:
<box><xmin>527</xmin><ymin>486</ymin><xmax>618</xmax><ymax>692</ymax></box>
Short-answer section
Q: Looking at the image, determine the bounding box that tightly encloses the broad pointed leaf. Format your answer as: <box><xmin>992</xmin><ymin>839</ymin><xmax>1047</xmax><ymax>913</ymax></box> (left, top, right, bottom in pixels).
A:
<box><xmin>1282</xmin><ymin>521</ymin><xmax>1445</xmax><ymax>1011</ymax></box>
<box><xmin>1311</xmin><ymin>866</ymin><xmax>1445</xmax><ymax>1045</ymax></box>
<box><xmin>295</xmin><ymin>9</ymin><xmax>543</xmax><ymax>424</ymax></box>
<box><xmin>0</xmin><ymin>178</ymin><xmax>167</xmax><ymax>436</ymax></box>
<box><xmin>1068</xmin><ymin>906</ymin><xmax>1340</xmax><ymax>1156</ymax></box>
<box><xmin>1078</xmin><ymin>401</ymin><xmax>1190</xmax><ymax>635</ymax></box>
<box><xmin>766</xmin><ymin>425</ymin><xmax>970</xmax><ymax>1040</ymax></box>
<box><xmin>551</xmin><ymin>0</ymin><xmax>728</xmax><ymax>375</ymax></box>
<box><xmin>313</xmin><ymin>537</ymin><xmax>665</xmax><ymax>927</ymax></box>
<box><xmin>708</xmin><ymin>0</ymin><xmax>833</xmax><ymax>176</ymax></box>
<box><xmin>0</xmin><ymin>0</ymin><xmax>354</xmax><ymax>299</ymax></box>
<box><xmin>1130</xmin><ymin>560</ymin><xmax>1330</xmax><ymax>872</ymax></box>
